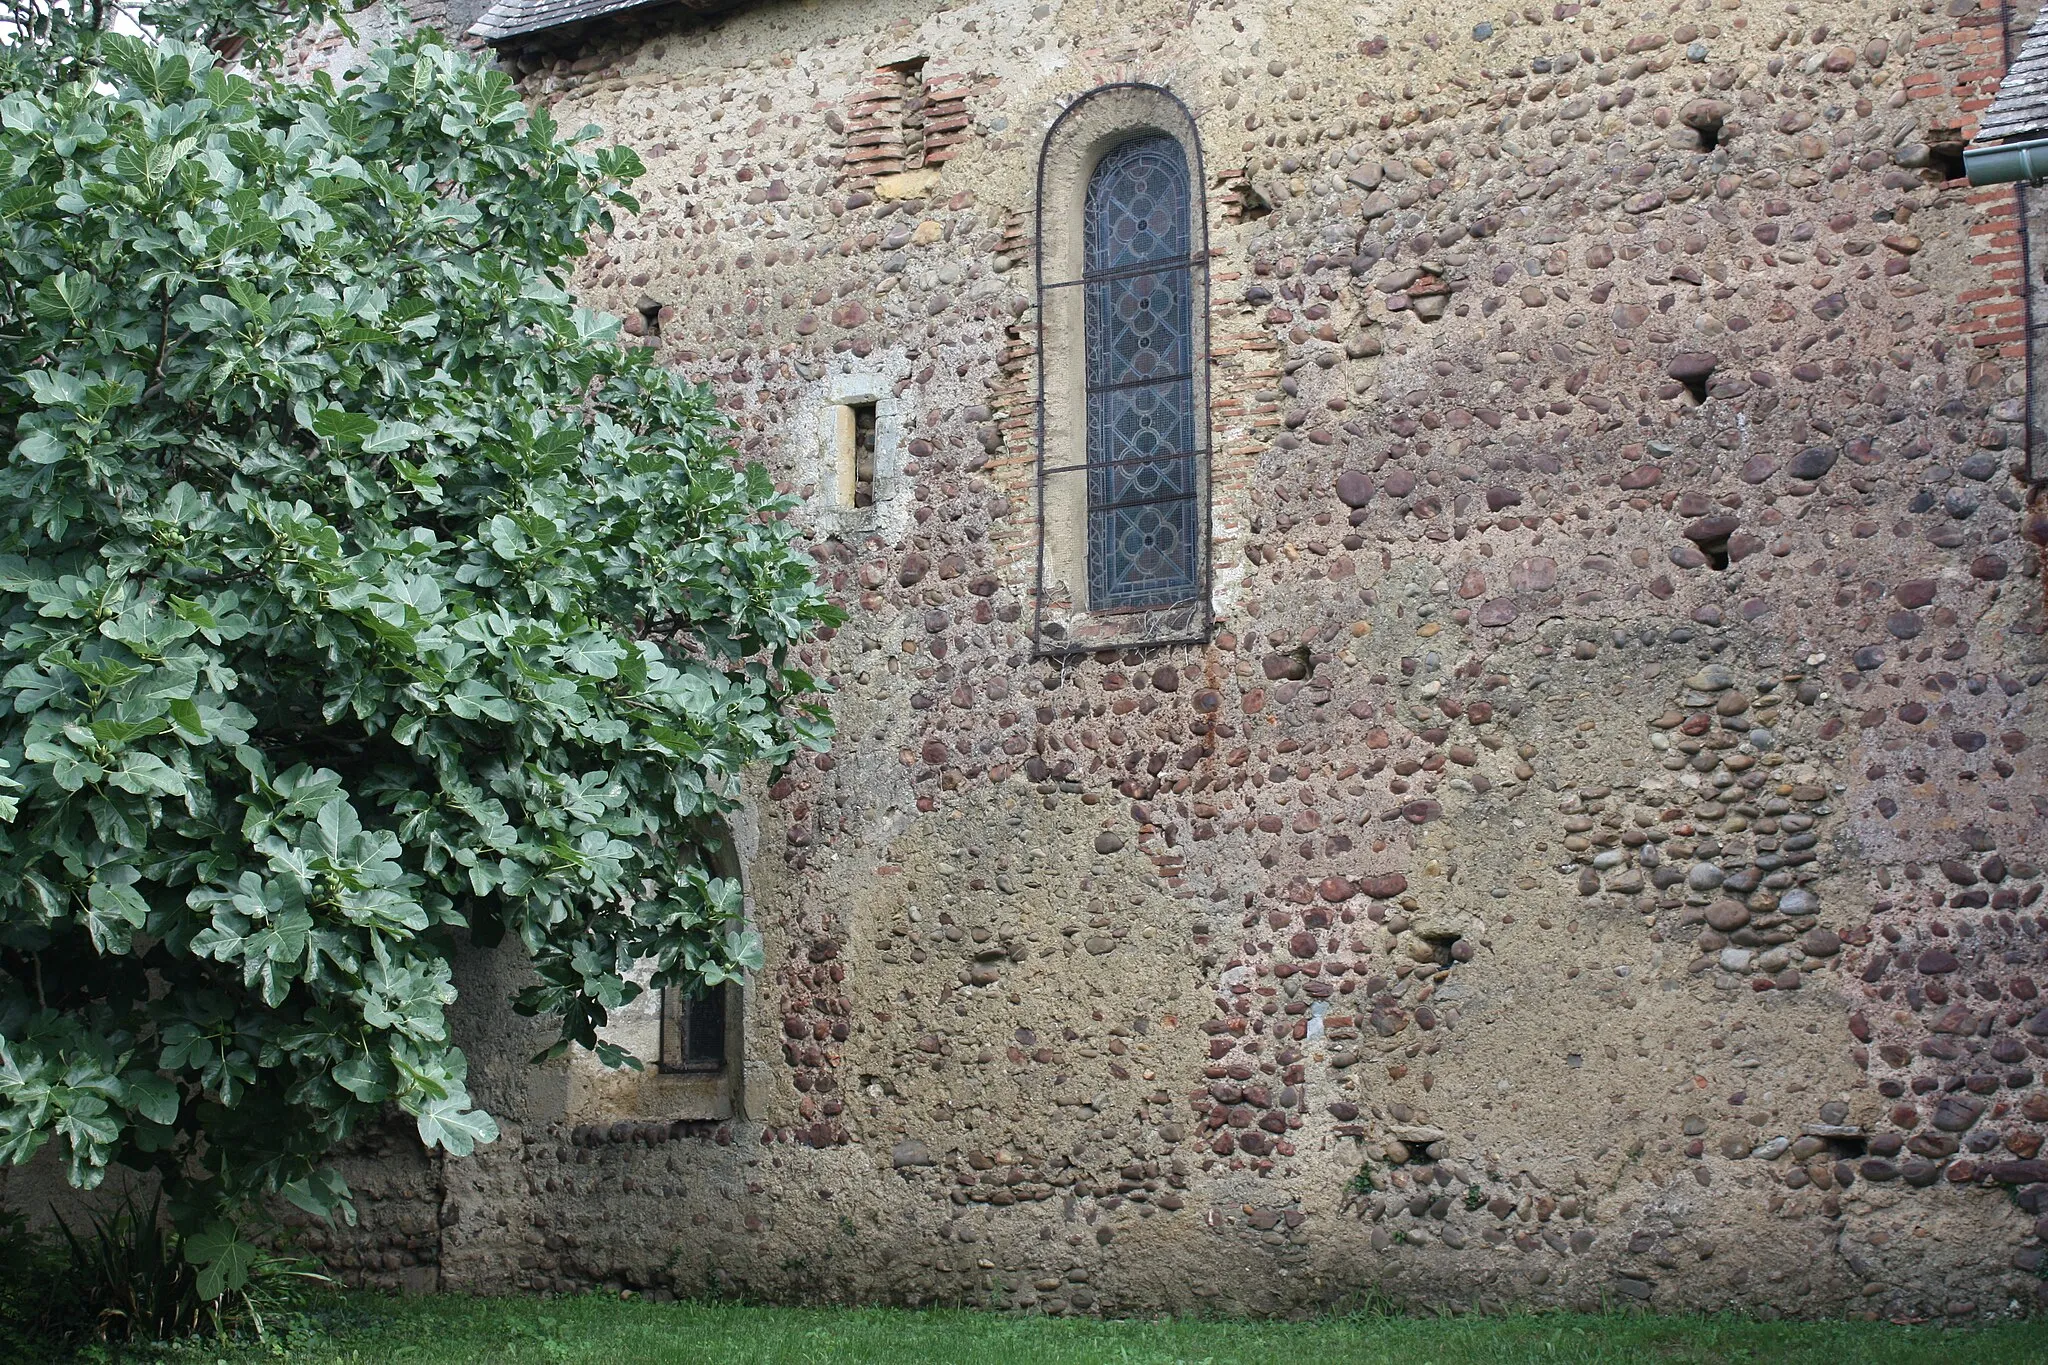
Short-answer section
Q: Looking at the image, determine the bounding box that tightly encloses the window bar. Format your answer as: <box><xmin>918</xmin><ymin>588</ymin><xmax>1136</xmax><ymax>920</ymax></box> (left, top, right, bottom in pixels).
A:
<box><xmin>1083</xmin><ymin>369</ymin><xmax>1196</xmax><ymax>396</ymax></box>
<box><xmin>1041</xmin><ymin>252</ymin><xmax>1212</xmax><ymax>289</ymax></box>
<box><xmin>1040</xmin><ymin>445</ymin><xmax>1210</xmax><ymax>478</ymax></box>
<box><xmin>1083</xmin><ymin>486</ymin><xmax>1201</xmax><ymax>514</ymax></box>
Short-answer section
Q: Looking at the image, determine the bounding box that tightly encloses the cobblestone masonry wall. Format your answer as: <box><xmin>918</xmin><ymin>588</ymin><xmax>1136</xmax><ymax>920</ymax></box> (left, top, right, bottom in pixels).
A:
<box><xmin>14</xmin><ymin>0</ymin><xmax>2048</xmax><ymax>1320</ymax></box>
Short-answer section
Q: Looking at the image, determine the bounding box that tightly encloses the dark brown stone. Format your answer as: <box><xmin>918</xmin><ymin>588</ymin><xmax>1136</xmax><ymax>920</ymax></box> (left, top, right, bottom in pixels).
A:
<box><xmin>1787</xmin><ymin>447</ymin><xmax>1837</xmax><ymax>480</ymax></box>
<box><xmin>1336</xmin><ymin>471</ymin><xmax>1375</xmax><ymax>507</ymax></box>
<box><xmin>1893</xmin><ymin>579</ymin><xmax>1937</xmax><ymax>608</ymax></box>
<box><xmin>1705</xmin><ymin>900</ymin><xmax>1750</xmax><ymax>932</ymax></box>
<box><xmin>1983</xmin><ymin>1160</ymin><xmax>2048</xmax><ymax>1185</ymax></box>
<box><xmin>1931</xmin><ymin>1097</ymin><xmax>1985</xmax><ymax>1133</ymax></box>
<box><xmin>1800</xmin><ymin>928</ymin><xmax>1842</xmax><ymax>957</ymax></box>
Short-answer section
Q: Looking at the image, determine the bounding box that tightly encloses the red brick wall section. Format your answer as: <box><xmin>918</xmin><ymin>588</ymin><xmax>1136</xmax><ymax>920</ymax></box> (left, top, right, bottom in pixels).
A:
<box><xmin>1913</xmin><ymin>0</ymin><xmax>2028</xmax><ymax>359</ymax></box>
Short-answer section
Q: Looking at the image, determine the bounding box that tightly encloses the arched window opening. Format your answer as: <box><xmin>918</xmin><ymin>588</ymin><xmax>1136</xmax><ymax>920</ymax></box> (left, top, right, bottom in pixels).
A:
<box><xmin>654</xmin><ymin>831</ymin><xmax>746</xmax><ymax>1090</ymax></box>
<box><xmin>1033</xmin><ymin>85</ymin><xmax>1212</xmax><ymax>655</ymax></box>
<box><xmin>1083</xmin><ymin>135</ymin><xmax>1199</xmax><ymax>611</ymax></box>
<box><xmin>561</xmin><ymin>828</ymin><xmax>748</xmax><ymax>1124</ymax></box>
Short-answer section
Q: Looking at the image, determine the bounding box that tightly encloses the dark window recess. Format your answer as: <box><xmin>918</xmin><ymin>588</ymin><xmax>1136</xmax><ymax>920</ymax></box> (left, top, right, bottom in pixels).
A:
<box><xmin>664</xmin><ymin>988</ymin><xmax>727</xmax><ymax>1072</ymax></box>
<box><xmin>1234</xmin><ymin>180</ymin><xmax>1271</xmax><ymax>222</ymax></box>
<box><xmin>1925</xmin><ymin>131</ymin><xmax>1966</xmax><ymax>183</ymax></box>
<box><xmin>851</xmin><ymin>401</ymin><xmax>877</xmax><ymax>508</ymax></box>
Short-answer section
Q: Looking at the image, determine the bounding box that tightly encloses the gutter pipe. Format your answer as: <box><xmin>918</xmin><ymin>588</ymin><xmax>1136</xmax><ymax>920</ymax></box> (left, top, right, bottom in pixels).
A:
<box><xmin>1967</xmin><ymin>137</ymin><xmax>2048</xmax><ymax>186</ymax></box>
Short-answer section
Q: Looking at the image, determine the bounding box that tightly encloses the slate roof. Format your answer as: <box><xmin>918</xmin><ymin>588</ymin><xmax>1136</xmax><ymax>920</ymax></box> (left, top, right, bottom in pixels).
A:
<box><xmin>1979</xmin><ymin>21</ymin><xmax>2048</xmax><ymax>143</ymax></box>
<box><xmin>468</xmin><ymin>0</ymin><xmax>735</xmax><ymax>44</ymax></box>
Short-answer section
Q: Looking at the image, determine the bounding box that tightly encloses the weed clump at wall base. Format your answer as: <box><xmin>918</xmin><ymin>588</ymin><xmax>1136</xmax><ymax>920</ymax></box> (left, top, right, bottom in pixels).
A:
<box><xmin>0</xmin><ymin>1195</ymin><xmax>329</xmax><ymax>1355</ymax></box>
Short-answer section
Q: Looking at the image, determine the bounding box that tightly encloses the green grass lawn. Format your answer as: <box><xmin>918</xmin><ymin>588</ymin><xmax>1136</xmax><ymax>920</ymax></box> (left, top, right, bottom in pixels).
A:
<box><xmin>122</xmin><ymin>1293</ymin><xmax>2048</xmax><ymax>1365</ymax></box>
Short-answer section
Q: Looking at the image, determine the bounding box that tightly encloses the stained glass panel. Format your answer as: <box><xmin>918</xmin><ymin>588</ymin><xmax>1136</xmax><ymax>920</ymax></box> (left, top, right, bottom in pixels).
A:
<box><xmin>1083</xmin><ymin>135</ymin><xmax>1199</xmax><ymax>610</ymax></box>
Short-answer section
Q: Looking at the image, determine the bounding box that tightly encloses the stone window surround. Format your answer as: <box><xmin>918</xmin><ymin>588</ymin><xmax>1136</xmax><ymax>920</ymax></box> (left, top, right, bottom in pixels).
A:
<box><xmin>1034</xmin><ymin>82</ymin><xmax>1213</xmax><ymax>656</ymax></box>
<box><xmin>813</xmin><ymin>369</ymin><xmax>909</xmax><ymax>539</ymax></box>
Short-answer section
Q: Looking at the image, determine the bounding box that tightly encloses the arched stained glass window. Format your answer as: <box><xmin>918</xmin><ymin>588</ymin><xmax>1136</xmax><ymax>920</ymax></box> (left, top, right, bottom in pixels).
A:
<box><xmin>1082</xmin><ymin>135</ymin><xmax>1199</xmax><ymax>609</ymax></box>
<box><xmin>1032</xmin><ymin>85</ymin><xmax>1210</xmax><ymax>654</ymax></box>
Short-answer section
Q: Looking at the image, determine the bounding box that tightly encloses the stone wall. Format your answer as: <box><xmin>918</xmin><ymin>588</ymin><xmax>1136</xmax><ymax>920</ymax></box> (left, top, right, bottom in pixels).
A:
<box><xmin>40</xmin><ymin>0</ymin><xmax>2048</xmax><ymax>1320</ymax></box>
